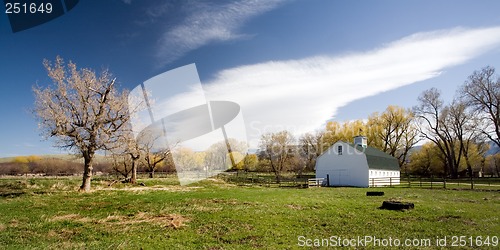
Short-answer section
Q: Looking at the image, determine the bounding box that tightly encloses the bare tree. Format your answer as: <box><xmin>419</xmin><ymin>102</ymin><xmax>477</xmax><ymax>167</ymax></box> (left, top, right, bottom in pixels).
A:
<box><xmin>141</xmin><ymin>133</ymin><xmax>172</xmax><ymax>178</ymax></box>
<box><xmin>114</xmin><ymin>129</ymin><xmax>142</xmax><ymax>183</ymax></box>
<box><xmin>111</xmin><ymin>153</ymin><xmax>133</xmax><ymax>179</ymax></box>
<box><xmin>413</xmin><ymin>88</ymin><xmax>463</xmax><ymax>178</ymax></box>
<box><xmin>299</xmin><ymin>130</ymin><xmax>326</xmax><ymax>172</ymax></box>
<box><xmin>33</xmin><ymin>57</ymin><xmax>129</xmax><ymax>191</ymax></box>
<box><xmin>447</xmin><ymin>100</ymin><xmax>488</xmax><ymax>182</ymax></box>
<box><xmin>259</xmin><ymin>131</ymin><xmax>295</xmax><ymax>183</ymax></box>
<box><xmin>460</xmin><ymin>66</ymin><xmax>500</xmax><ymax>149</ymax></box>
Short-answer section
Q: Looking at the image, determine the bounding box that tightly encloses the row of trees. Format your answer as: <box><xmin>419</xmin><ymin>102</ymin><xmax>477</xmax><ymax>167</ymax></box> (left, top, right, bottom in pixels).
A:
<box><xmin>31</xmin><ymin>57</ymin><xmax>250</xmax><ymax>191</ymax></box>
<box><xmin>408</xmin><ymin>142</ymin><xmax>500</xmax><ymax>177</ymax></box>
<box><xmin>0</xmin><ymin>156</ymin><xmax>79</xmax><ymax>175</ymax></box>
<box><xmin>29</xmin><ymin>56</ymin><xmax>499</xmax><ymax>191</ymax></box>
<box><xmin>256</xmin><ymin>105</ymin><xmax>420</xmax><ymax>182</ymax></box>
<box><xmin>413</xmin><ymin>66</ymin><xmax>500</xmax><ymax>178</ymax></box>
<box><xmin>0</xmin><ymin>155</ymin><xmax>175</xmax><ymax>176</ymax></box>
<box><xmin>255</xmin><ymin>66</ymin><xmax>500</xmax><ymax>181</ymax></box>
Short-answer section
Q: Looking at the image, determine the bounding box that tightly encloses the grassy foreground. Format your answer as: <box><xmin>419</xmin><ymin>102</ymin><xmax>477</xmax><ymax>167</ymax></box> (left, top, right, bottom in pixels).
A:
<box><xmin>0</xmin><ymin>177</ymin><xmax>499</xmax><ymax>249</ymax></box>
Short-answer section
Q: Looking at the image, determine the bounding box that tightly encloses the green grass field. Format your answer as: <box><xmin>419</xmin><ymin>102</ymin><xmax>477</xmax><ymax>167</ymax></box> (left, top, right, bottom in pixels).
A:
<box><xmin>0</xmin><ymin>177</ymin><xmax>499</xmax><ymax>249</ymax></box>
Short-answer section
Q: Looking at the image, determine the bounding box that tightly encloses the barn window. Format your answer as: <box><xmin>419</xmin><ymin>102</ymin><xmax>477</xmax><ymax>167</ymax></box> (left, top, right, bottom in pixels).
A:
<box><xmin>337</xmin><ymin>145</ymin><xmax>342</xmax><ymax>155</ymax></box>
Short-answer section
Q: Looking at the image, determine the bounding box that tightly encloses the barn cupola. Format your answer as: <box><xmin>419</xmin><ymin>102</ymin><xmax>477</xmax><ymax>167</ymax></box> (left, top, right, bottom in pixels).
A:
<box><xmin>353</xmin><ymin>135</ymin><xmax>367</xmax><ymax>149</ymax></box>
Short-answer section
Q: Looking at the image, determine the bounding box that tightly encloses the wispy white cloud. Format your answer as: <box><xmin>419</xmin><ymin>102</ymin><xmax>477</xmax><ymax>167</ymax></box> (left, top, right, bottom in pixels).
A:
<box><xmin>196</xmin><ymin>26</ymin><xmax>500</xmax><ymax>146</ymax></box>
<box><xmin>156</xmin><ymin>0</ymin><xmax>287</xmax><ymax>66</ymax></box>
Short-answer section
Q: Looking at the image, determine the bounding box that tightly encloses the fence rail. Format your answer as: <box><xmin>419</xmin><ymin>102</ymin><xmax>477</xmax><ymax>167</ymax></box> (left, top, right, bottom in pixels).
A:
<box><xmin>308</xmin><ymin>178</ymin><xmax>325</xmax><ymax>187</ymax></box>
<box><xmin>369</xmin><ymin>177</ymin><xmax>399</xmax><ymax>187</ymax></box>
<box><xmin>219</xmin><ymin>172</ymin><xmax>310</xmax><ymax>188</ymax></box>
<box><xmin>2</xmin><ymin>171</ymin><xmax>499</xmax><ymax>190</ymax></box>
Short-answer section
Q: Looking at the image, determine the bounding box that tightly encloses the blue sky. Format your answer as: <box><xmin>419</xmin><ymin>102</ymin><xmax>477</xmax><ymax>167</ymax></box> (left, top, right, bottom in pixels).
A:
<box><xmin>1</xmin><ymin>0</ymin><xmax>500</xmax><ymax>157</ymax></box>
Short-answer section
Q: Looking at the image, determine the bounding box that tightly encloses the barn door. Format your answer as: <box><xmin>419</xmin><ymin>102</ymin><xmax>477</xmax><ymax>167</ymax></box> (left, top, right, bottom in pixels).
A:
<box><xmin>331</xmin><ymin>169</ymin><xmax>349</xmax><ymax>186</ymax></box>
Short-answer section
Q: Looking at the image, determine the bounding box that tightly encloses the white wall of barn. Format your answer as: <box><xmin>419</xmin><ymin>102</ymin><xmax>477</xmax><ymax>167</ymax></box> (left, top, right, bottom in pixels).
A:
<box><xmin>315</xmin><ymin>141</ymin><xmax>370</xmax><ymax>187</ymax></box>
<box><xmin>369</xmin><ymin>170</ymin><xmax>401</xmax><ymax>187</ymax></box>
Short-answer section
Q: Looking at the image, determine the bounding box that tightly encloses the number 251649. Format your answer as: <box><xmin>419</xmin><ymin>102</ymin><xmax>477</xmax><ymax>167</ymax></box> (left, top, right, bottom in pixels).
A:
<box><xmin>5</xmin><ymin>2</ymin><xmax>53</xmax><ymax>14</ymax></box>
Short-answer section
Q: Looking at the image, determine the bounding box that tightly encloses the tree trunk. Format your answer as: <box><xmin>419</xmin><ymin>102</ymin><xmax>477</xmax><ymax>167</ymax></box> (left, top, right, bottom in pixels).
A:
<box><xmin>130</xmin><ymin>158</ymin><xmax>137</xmax><ymax>184</ymax></box>
<box><xmin>149</xmin><ymin>170</ymin><xmax>154</xmax><ymax>178</ymax></box>
<box><xmin>495</xmin><ymin>160</ymin><xmax>500</xmax><ymax>177</ymax></box>
<box><xmin>80</xmin><ymin>152</ymin><xmax>94</xmax><ymax>192</ymax></box>
<box><xmin>465</xmin><ymin>158</ymin><xmax>474</xmax><ymax>189</ymax></box>
<box><xmin>274</xmin><ymin>172</ymin><xmax>281</xmax><ymax>184</ymax></box>
<box><xmin>448</xmin><ymin>155</ymin><xmax>459</xmax><ymax>179</ymax></box>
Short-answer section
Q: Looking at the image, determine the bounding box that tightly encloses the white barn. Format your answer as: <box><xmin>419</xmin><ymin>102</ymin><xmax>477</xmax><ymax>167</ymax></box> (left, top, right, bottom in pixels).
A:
<box><xmin>315</xmin><ymin>136</ymin><xmax>400</xmax><ymax>187</ymax></box>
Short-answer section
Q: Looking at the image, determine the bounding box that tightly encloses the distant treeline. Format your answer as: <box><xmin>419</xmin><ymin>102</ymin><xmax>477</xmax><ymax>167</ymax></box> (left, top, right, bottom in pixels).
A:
<box><xmin>0</xmin><ymin>156</ymin><xmax>175</xmax><ymax>176</ymax></box>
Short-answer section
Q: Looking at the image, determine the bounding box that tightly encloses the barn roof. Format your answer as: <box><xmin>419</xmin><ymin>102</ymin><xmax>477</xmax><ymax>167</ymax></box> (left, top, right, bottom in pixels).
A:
<box><xmin>348</xmin><ymin>143</ymin><xmax>400</xmax><ymax>171</ymax></box>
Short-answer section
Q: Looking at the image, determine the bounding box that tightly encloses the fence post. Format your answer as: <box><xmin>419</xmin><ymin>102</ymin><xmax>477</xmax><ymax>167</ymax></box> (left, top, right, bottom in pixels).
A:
<box><xmin>326</xmin><ymin>174</ymin><xmax>330</xmax><ymax>187</ymax></box>
<box><xmin>390</xmin><ymin>177</ymin><xmax>392</xmax><ymax>187</ymax></box>
<box><xmin>430</xmin><ymin>176</ymin><xmax>433</xmax><ymax>189</ymax></box>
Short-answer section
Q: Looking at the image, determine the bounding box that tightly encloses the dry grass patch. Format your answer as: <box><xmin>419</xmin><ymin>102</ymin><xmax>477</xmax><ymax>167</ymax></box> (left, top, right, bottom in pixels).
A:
<box><xmin>46</xmin><ymin>228</ymin><xmax>80</xmax><ymax>241</ymax></box>
<box><xmin>127</xmin><ymin>212</ymin><xmax>190</xmax><ymax>229</ymax></box>
<box><xmin>95</xmin><ymin>185</ymin><xmax>201</xmax><ymax>193</ymax></box>
<box><xmin>208</xmin><ymin>198</ymin><xmax>239</xmax><ymax>204</ymax></box>
<box><xmin>50</xmin><ymin>181</ymin><xmax>73</xmax><ymax>191</ymax></box>
<box><xmin>286</xmin><ymin>204</ymin><xmax>303</xmax><ymax>210</ymax></box>
<box><xmin>49</xmin><ymin>213</ymin><xmax>92</xmax><ymax>223</ymax></box>
<box><xmin>56</xmin><ymin>241</ymin><xmax>86</xmax><ymax>250</ymax></box>
<box><xmin>9</xmin><ymin>219</ymin><xmax>19</xmax><ymax>228</ymax></box>
<box><xmin>47</xmin><ymin>212</ymin><xmax>190</xmax><ymax>230</ymax></box>
<box><xmin>0</xmin><ymin>223</ymin><xmax>6</xmax><ymax>231</ymax></box>
<box><xmin>190</xmin><ymin>203</ymin><xmax>223</xmax><ymax>212</ymax></box>
<box><xmin>99</xmin><ymin>212</ymin><xmax>190</xmax><ymax>229</ymax></box>
<box><xmin>165</xmin><ymin>214</ymin><xmax>189</xmax><ymax>229</ymax></box>
<box><xmin>186</xmin><ymin>198</ymin><xmax>256</xmax><ymax>212</ymax></box>
<box><xmin>437</xmin><ymin>214</ymin><xmax>476</xmax><ymax>225</ymax></box>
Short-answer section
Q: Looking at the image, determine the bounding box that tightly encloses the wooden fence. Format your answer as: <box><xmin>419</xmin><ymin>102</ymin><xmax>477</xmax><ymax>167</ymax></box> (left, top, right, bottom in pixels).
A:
<box><xmin>308</xmin><ymin>178</ymin><xmax>325</xmax><ymax>187</ymax></box>
<box><xmin>219</xmin><ymin>172</ymin><xmax>310</xmax><ymax>188</ymax></box>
